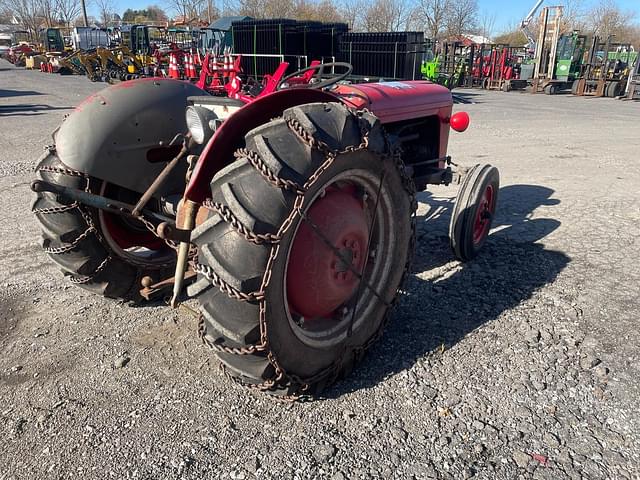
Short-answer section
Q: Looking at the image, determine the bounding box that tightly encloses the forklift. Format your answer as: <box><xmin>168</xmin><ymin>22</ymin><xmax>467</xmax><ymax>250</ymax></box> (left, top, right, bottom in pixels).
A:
<box><xmin>572</xmin><ymin>37</ymin><xmax>633</xmax><ymax>98</ymax></box>
<box><xmin>530</xmin><ymin>5</ymin><xmax>587</xmax><ymax>95</ymax></box>
<box><xmin>624</xmin><ymin>54</ymin><xmax>640</xmax><ymax>100</ymax></box>
<box><xmin>421</xmin><ymin>42</ymin><xmax>469</xmax><ymax>90</ymax></box>
<box><xmin>530</xmin><ymin>6</ymin><xmax>587</xmax><ymax>94</ymax></box>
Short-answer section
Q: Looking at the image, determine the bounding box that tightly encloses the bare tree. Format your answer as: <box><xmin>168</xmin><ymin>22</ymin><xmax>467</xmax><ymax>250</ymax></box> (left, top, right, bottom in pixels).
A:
<box><xmin>477</xmin><ymin>11</ymin><xmax>495</xmax><ymax>41</ymax></box>
<box><xmin>445</xmin><ymin>0</ymin><xmax>477</xmax><ymax>37</ymax></box>
<box><xmin>56</xmin><ymin>0</ymin><xmax>81</xmax><ymax>28</ymax></box>
<box><xmin>94</xmin><ymin>0</ymin><xmax>116</xmax><ymax>25</ymax></box>
<box><xmin>416</xmin><ymin>0</ymin><xmax>450</xmax><ymax>40</ymax></box>
<box><xmin>492</xmin><ymin>23</ymin><xmax>527</xmax><ymax>46</ymax></box>
<box><xmin>339</xmin><ymin>0</ymin><xmax>366</xmax><ymax>30</ymax></box>
<box><xmin>3</xmin><ymin>0</ymin><xmax>41</xmax><ymax>35</ymax></box>
<box><xmin>37</xmin><ymin>0</ymin><xmax>58</xmax><ymax>27</ymax></box>
<box><xmin>586</xmin><ymin>0</ymin><xmax>637</xmax><ymax>41</ymax></box>
<box><xmin>562</xmin><ymin>0</ymin><xmax>587</xmax><ymax>33</ymax></box>
<box><xmin>165</xmin><ymin>0</ymin><xmax>207</xmax><ymax>21</ymax></box>
<box><xmin>362</xmin><ymin>0</ymin><xmax>409</xmax><ymax>32</ymax></box>
<box><xmin>235</xmin><ymin>0</ymin><xmax>295</xmax><ymax>18</ymax></box>
<box><xmin>294</xmin><ymin>0</ymin><xmax>341</xmax><ymax>22</ymax></box>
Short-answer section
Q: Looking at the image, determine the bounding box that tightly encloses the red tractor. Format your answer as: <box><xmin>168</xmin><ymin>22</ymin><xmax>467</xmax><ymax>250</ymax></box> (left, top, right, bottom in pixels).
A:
<box><xmin>31</xmin><ymin>63</ymin><xmax>499</xmax><ymax>398</ymax></box>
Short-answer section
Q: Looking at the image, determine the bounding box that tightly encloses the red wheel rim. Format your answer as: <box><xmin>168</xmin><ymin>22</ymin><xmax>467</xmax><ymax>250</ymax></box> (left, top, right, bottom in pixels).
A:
<box><xmin>472</xmin><ymin>184</ymin><xmax>495</xmax><ymax>245</ymax></box>
<box><xmin>286</xmin><ymin>184</ymin><xmax>369</xmax><ymax>323</ymax></box>
<box><xmin>101</xmin><ymin>212</ymin><xmax>165</xmax><ymax>251</ymax></box>
<box><xmin>97</xmin><ymin>182</ymin><xmax>172</xmax><ymax>264</ymax></box>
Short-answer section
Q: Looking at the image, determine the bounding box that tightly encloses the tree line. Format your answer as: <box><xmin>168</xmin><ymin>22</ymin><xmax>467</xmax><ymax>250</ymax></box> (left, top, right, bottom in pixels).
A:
<box><xmin>1</xmin><ymin>0</ymin><xmax>638</xmax><ymax>48</ymax></box>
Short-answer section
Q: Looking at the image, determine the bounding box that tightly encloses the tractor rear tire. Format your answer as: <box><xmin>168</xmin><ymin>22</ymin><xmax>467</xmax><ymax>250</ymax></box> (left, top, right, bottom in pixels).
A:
<box><xmin>32</xmin><ymin>151</ymin><xmax>176</xmax><ymax>300</ymax></box>
<box><xmin>449</xmin><ymin>164</ymin><xmax>499</xmax><ymax>262</ymax></box>
<box><xmin>190</xmin><ymin>102</ymin><xmax>416</xmax><ymax>397</ymax></box>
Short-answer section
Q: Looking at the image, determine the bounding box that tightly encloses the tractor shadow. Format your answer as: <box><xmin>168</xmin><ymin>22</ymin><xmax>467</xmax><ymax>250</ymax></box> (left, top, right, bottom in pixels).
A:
<box><xmin>0</xmin><ymin>104</ymin><xmax>73</xmax><ymax>116</ymax></box>
<box><xmin>325</xmin><ymin>184</ymin><xmax>567</xmax><ymax>397</ymax></box>
<box><xmin>452</xmin><ymin>91</ymin><xmax>483</xmax><ymax>104</ymax></box>
<box><xmin>0</xmin><ymin>89</ymin><xmax>44</xmax><ymax>98</ymax></box>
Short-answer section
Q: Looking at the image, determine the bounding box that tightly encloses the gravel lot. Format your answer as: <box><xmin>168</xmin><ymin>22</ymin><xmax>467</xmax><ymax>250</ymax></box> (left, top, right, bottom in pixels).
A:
<box><xmin>1</xmin><ymin>60</ymin><xmax>639</xmax><ymax>480</ymax></box>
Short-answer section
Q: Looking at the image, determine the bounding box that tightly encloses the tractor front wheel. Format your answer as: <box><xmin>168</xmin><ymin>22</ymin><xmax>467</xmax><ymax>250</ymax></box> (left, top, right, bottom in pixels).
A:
<box><xmin>189</xmin><ymin>102</ymin><xmax>416</xmax><ymax>397</ymax></box>
<box><xmin>449</xmin><ymin>164</ymin><xmax>499</xmax><ymax>262</ymax></box>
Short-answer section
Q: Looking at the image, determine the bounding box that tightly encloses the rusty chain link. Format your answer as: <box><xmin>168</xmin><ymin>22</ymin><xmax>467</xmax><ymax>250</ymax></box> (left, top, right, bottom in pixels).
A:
<box><xmin>33</xmin><ymin>202</ymin><xmax>80</xmax><ymax>215</ymax></box>
<box><xmin>68</xmin><ymin>255</ymin><xmax>112</xmax><ymax>284</ymax></box>
<box><xmin>197</xmin><ymin>315</ymin><xmax>266</xmax><ymax>355</ymax></box>
<box><xmin>234</xmin><ymin>148</ymin><xmax>305</xmax><ymax>195</ymax></box>
<box><xmin>43</xmin><ymin>225</ymin><xmax>96</xmax><ymax>254</ymax></box>
<box><xmin>202</xmin><ymin>199</ymin><xmax>281</xmax><ymax>245</ymax></box>
<box><xmin>191</xmin><ymin>262</ymin><xmax>265</xmax><ymax>302</ymax></box>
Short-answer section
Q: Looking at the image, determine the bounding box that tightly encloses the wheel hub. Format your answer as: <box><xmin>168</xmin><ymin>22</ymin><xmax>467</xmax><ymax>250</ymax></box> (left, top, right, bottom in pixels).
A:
<box><xmin>473</xmin><ymin>184</ymin><xmax>494</xmax><ymax>244</ymax></box>
<box><xmin>286</xmin><ymin>186</ymin><xmax>369</xmax><ymax>319</ymax></box>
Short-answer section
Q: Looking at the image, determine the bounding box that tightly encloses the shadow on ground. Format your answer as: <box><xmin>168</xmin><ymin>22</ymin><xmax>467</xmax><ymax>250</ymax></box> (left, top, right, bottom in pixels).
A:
<box><xmin>452</xmin><ymin>91</ymin><xmax>483</xmax><ymax>104</ymax></box>
<box><xmin>0</xmin><ymin>104</ymin><xmax>72</xmax><ymax>116</ymax></box>
<box><xmin>0</xmin><ymin>89</ymin><xmax>44</xmax><ymax>98</ymax></box>
<box><xmin>326</xmin><ymin>184</ymin><xmax>568</xmax><ymax>397</ymax></box>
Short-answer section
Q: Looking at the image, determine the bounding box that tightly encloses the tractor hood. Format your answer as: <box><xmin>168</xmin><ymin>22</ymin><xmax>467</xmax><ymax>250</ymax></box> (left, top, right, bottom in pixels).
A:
<box><xmin>333</xmin><ymin>81</ymin><xmax>452</xmax><ymax>124</ymax></box>
<box><xmin>56</xmin><ymin>78</ymin><xmax>208</xmax><ymax>196</ymax></box>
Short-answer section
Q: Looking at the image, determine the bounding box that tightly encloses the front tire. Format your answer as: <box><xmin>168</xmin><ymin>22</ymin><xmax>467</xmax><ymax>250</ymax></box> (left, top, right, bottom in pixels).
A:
<box><xmin>32</xmin><ymin>150</ymin><xmax>176</xmax><ymax>300</ymax></box>
<box><xmin>449</xmin><ymin>164</ymin><xmax>499</xmax><ymax>262</ymax></box>
<box><xmin>189</xmin><ymin>103</ymin><xmax>416</xmax><ymax>397</ymax></box>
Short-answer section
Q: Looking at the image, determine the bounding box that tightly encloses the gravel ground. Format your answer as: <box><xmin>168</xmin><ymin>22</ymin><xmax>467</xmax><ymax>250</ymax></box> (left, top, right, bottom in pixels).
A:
<box><xmin>1</xmin><ymin>60</ymin><xmax>639</xmax><ymax>480</ymax></box>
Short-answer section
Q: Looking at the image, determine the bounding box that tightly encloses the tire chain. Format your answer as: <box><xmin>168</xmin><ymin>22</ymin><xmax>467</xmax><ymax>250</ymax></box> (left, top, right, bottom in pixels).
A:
<box><xmin>201</xmin><ymin>199</ymin><xmax>281</xmax><ymax>245</ymax></box>
<box><xmin>195</xmin><ymin>107</ymin><xmax>417</xmax><ymax>400</ymax></box>
<box><xmin>35</xmin><ymin>152</ymin><xmax>177</xmax><ymax>287</ymax></box>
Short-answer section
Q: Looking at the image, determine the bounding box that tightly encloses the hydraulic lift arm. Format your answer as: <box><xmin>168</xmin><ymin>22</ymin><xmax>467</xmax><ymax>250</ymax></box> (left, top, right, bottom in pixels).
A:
<box><xmin>521</xmin><ymin>0</ymin><xmax>545</xmax><ymax>51</ymax></box>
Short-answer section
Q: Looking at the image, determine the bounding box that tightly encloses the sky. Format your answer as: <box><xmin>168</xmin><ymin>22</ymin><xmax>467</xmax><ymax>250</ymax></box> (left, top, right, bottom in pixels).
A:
<box><xmin>479</xmin><ymin>0</ymin><xmax>640</xmax><ymax>33</ymax></box>
<box><xmin>91</xmin><ymin>0</ymin><xmax>640</xmax><ymax>36</ymax></box>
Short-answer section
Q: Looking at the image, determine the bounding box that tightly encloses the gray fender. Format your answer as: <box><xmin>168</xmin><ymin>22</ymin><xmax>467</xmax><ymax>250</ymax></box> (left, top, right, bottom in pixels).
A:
<box><xmin>55</xmin><ymin>78</ymin><xmax>208</xmax><ymax>196</ymax></box>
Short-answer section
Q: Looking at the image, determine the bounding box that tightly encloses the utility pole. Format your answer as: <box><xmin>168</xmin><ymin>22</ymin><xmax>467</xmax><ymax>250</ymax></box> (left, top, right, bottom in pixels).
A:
<box><xmin>81</xmin><ymin>0</ymin><xmax>89</xmax><ymax>26</ymax></box>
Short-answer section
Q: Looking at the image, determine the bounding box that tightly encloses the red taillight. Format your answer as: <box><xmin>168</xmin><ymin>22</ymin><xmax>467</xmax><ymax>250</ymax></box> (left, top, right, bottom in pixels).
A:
<box><xmin>449</xmin><ymin>111</ymin><xmax>470</xmax><ymax>132</ymax></box>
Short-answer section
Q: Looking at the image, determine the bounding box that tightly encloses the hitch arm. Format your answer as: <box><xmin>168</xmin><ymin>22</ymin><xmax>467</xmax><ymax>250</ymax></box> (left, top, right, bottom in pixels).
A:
<box><xmin>30</xmin><ymin>180</ymin><xmax>173</xmax><ymax>223</ymax></box>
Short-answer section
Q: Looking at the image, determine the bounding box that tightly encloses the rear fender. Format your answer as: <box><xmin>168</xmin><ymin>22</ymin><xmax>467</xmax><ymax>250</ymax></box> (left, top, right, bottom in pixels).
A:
<box><xmin>55</xmin><ymin>78</ymin><xmax>208</xmax><ymax>197</ymax></box>
<box><xmin>185</xmin><ymin>88</ymin><xmax>339</xmax><ymax>203</ymax></box>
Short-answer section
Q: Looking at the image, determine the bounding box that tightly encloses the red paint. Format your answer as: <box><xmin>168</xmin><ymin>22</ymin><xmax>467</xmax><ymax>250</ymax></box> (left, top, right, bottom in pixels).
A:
<box><xmin>450</xmin><ymin>111</ymin><xmax>470</xmax><ymax>132</ymax></box>
<box><xmin>531</xmin><ymin>454</ymin><xmax>549</xmax><ymax>466</ymax></box>
<box><xmin>101</xmin><ymin>212</ymin><xmax>164</xmax><ymax>250</ymax></box>
<box><xmin>184</xmin><ymin>88</ymin><xmax>339</xmax><ymax>203</ymax></box>
<box><xmin>334</xmin><ymin>81</ymin><xmax>452</xmax><ymax>124</ymax></box>
<box><xmin>472</xmin><ymin>184</ymin><xmax>495</xmax><ymax>244</ymax></box>
<box><xmin>286</xmin><ymin>186</ymin><xmax>368</xmax><ymax>319</ymax></box>
<box><xmin>185</xmin><ymin>80</ymin><xmax>454</xmax><ymax>203</ymax></box>
<box><xmin>74</xmin><ymin>93</ymin><xmax>108</xmax><ymax>113</ymax></box>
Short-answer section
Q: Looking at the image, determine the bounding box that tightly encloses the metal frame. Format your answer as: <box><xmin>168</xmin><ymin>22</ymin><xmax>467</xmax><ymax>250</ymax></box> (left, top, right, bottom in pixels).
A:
<box><xmin>531</xmin><ymin>6</ymin><xmax>563</xmax><ymax>93</ymax></box>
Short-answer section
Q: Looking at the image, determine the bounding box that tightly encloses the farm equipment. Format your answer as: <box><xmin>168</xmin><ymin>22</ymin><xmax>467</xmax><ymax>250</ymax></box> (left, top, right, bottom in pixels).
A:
<box><xmin>624</xmin><ymin>53</ymin><xmax>640</xmax><ymax>100</ymax></box>
<box><xmin>480</xmin><ymin>45</ymin><xmax>526</xmax><ymax>92</ymax></box>
<box><xmin>6</xmin><ymin>31</ymin><xmax>35</xmax><ymax>66</ymax></box>
<box><xmin>31</xmin><ymin>62</ymin><xmax>499</xmax><ymax>398</ymax></box>
<box><xmin>530</xmin><ymin>6</ymin><xmax>573</xmax><ymax>94</ymax></box>
<box><xmin>41</xmin><ymin>28</ymin><xmax>65</xmax><ymax>53</ymax></box>
<box><xmin>574</xmin><ymin>40</ymin><xmax>635</xmax><ymax>98</ymax></box>
<box><xmin>421</xmin><ymin>42</ymin><xmax>469</xmax><ymax>89</ymax></box>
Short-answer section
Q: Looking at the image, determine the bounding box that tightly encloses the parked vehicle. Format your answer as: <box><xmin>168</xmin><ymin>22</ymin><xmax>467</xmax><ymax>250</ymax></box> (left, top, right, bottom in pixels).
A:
<box><xmin>31</xmin><ymin>66</ymin><xmax>499</xmax><ymax>397</ymax></box>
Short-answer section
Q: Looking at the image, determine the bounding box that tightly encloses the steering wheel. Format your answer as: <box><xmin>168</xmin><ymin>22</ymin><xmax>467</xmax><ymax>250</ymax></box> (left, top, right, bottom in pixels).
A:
<box><xmin>276</xmin><ymin>62</ymin><xmax>353</xmax><ymax>90</ymax></box>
